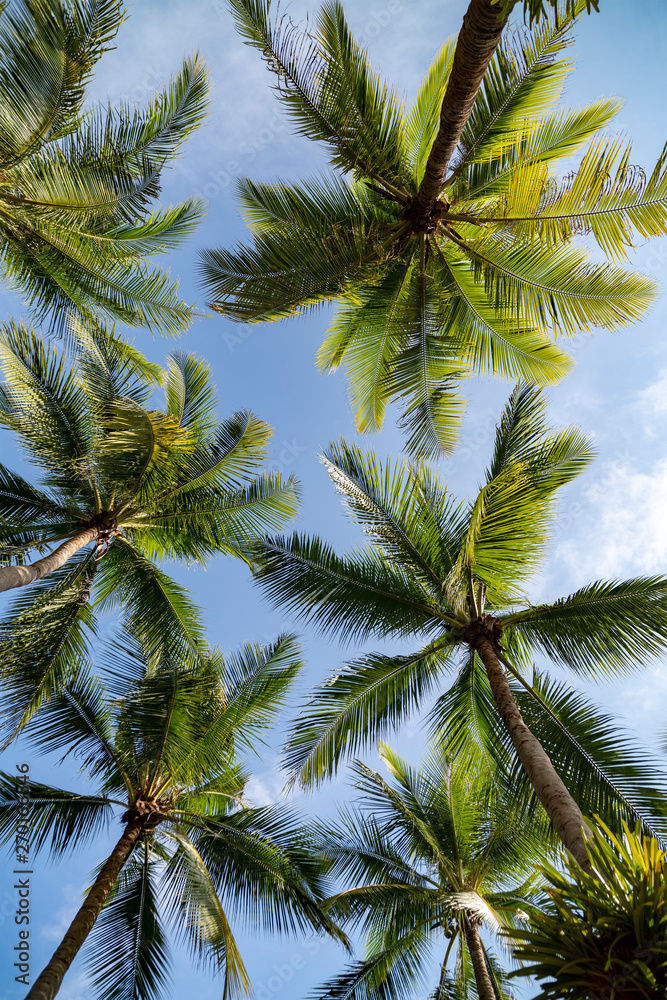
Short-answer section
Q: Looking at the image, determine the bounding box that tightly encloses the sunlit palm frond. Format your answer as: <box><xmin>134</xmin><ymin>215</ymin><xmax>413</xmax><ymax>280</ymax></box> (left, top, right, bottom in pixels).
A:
<box><xmin>507</xmin><ymin>577</ymin><xmax>667</xmax><ymax>678</ymax></box>
<box><xmin>0</xmin><ymin>6</ymin><xmax>207</xmax><ymax>329</ymax></box>
<box><xmin>283</xmin><ymin>641</ymin><xmax>456</xmax><ymax>786</ymax></box>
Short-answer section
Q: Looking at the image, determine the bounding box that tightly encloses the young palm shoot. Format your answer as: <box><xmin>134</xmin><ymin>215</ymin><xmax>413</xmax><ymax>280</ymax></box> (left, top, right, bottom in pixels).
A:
<box><xmin>0</xmin><ymin>323</ymin><xmax>299</xmax><ymax>738</ymax></box>
<box><xmin>0</xmin><ymin>0</ymin><xmax>208</xmax><ymax>334</ymax></box>
<box><xmin>203</xmin><ymin>1</ymin><xmax>659</xmax><ymax>457</ymax></box>
<box><xmin>0</xmin><ymin>635</ymin><xmax>344</xmax><ymax>1000</ymax></box>
<box><xmin>508</xmin><ymin>820</ymin><xmax>667</xmax><ymax>998</ymax></box>
<box><xmin>253</xmin><ymin>386</ymin><xmax>667</xmax><ymax>868</ymax></box>
<box><xmin>314</xmin><ymin>745</ymin><xmax>544</xmax><ymax>1000</ymax></box>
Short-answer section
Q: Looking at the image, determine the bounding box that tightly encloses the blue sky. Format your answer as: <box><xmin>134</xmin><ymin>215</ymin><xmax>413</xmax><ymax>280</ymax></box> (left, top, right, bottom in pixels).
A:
<box><xmin>2</xmin><ymin>0</ymin><xmax>667</xmax><ymax>997</ymax></box>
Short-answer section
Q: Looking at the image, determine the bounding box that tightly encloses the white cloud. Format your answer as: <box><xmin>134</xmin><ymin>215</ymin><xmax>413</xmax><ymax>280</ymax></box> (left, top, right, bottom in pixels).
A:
<box><xmin>244</xmin><ymin>769</ymin><xmax>291</xmax><ymax>807</ymax></box>
<box><xmin>636</xmin><ymin>366</ymin><xmax>667</xmax><ymax>425</ymax></box>
<box><xmin>557</xmin><ymin>457</ymin><xmax>667</xmax><ymax>584</ymax></box>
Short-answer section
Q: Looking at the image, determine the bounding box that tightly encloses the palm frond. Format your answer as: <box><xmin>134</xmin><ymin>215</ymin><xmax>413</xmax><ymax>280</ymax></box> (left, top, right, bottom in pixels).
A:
<box><xmin>86</xmin><ymin>850</ymin><xmax>172</xmax><ymax>1000</ymax></box>
<box><xmin>227</xmin><ymin>0</ymin><xmax>408</xmax><ymax>188</ymax></box>
<box><xmin>254</xmin><ymin>533</ymin><xmax>449</xmax><ymax>642</ymax></box>
<box><xmin>0</xmin><ymin>551</ymin><xmax>97</xmax><ymax>741</ymax></box>
<box><xmin>283</xmin><ymin>640</ymin><xmax>456</xmax><ymax>786</ymax></box>
<box><xmin>94</xmin><ymin>538</ymin><xmax>205</xmax><ymax>661</ymax></box>
<box><xmin>451</xmin><ymin>9</ymin><xmax>579</xmax><ymax>176</ymax></box>
<box><xmin>494</xmin><ymin>137</ymin><xmax>667</xmax><ymax>262</ymax></box>
<box><xmin>161</xmin><ymin>829</ymin><xmax>251</xmax><ymax>998</ymax></box>
<box><xmin>402</xmin><ymin>38</ymin><xmax>456</xmax><ymax>187</ymax></box>
<box><xmin>180</xmin><ymin>805</ymin><xmax>343</xmax><ymax>939</ymax></box>
<box><xmin>321</xmin><ymin>439</ymin><xmax>463</xmax><ymax>592</ymax></box>
<box><xmin>164</xmin><ymin>352</ymin><xmax>217</xmax><ymax>433</ymax></box>
<box><xmin>506</xmin><ymin>577</ymin><xmax>667</xmax><ymax>678</ymax></box>
<box><xmin>0</xmin><ymin>772</ymin><xmax>112</xmax><ymax>855</ymax></box>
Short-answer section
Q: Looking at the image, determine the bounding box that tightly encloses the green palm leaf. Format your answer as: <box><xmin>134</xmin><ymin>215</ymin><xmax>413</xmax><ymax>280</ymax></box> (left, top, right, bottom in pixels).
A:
<box><xmin>283</xmin><ymin>641</ymin><xmax>456</xmax><ymax>786</ymax></box>
<box><xmin>227</xmin><ymin>0</ymin><xmax>408</xmax><ymax>188</ymax></box>
<box><xmin>507</xmin><ymin>577</ymin><xmax>667</xmax><ymax>677</ymax></box>
<box><xmin>0</xmin><ymin>552</ymin><xmax>97</xmax><ymax>740</ymax></box>
<box><xmin>311</xmin><ymin>747</ymin><xmax>542</xmax><ymax>999</ymax></box>
<box><xmin>252</xmin><ymin>394</ymin><xmax>667</xmax><ymax>862</ymax></box>
<box><xmin>13</xmin><ymin>635</ymin><xmax>341</xmax><ymax>1000</ymax></box>
<box><xmin>0</xmin><ymin>773</ymin><xmax>113</xmax><ymax>855</ymax></box>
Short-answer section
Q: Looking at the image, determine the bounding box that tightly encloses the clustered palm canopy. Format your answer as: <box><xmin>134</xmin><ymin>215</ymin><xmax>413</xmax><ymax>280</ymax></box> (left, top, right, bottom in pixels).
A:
<box><xmin>202</xmin><ymin>0</ymin><xmax>666</xmax><ymax>456</ymax></box>
<box><xmin>0</xmin><ymin>323</ymin><xmax>299</xmax><ymax>738</ymax></box>
<box><xmin>509</xmin><ymin>821</ymin><xmax>667</xmax><ymax>998</ymax></box>
<box><xmin>0</xmin><ymin>635</ymin><xmax>343</xmax><ymax>1000</ymax></box>
<box><xmin>253</xmin><ymin>386</ymin><xmax>667</xmax><ymax>831</ymax></box>
<box><xmin>313</xmin><ymin>745</ymin><xmax>542</xmax><ymax>1000</ymax></box>
<box><xmin>0</xmin><ymin>0</ymin><xmax>208</xmax><ymax>334</ymax></box>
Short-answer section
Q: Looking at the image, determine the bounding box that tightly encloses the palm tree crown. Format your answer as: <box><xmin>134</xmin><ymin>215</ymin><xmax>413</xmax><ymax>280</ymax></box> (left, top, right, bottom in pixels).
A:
<box><xmin>0</xmin><ymin>635</ymin><xmax>344</xmax><ymax>1000</ymax></box>
<box><xmin>0</xmin><ymin>0</ymin><xmax>208</xmax><ymax>334</ymax></box>
<box><xmin>252</xmin><ymin>386</ymin><xmax>667</xmax><ymax>864</ymax></box>
<box><xmin>314</xmin><ymin>745</ymin><xmax>544</xmax><ymax>1000</ymax></box>
<box><xmin>0</xmin><ymin>323</ymin><xmax>299</xmax><ymax>738</ymax></box>
<box><xmin>202</xmin><ymin>0</ymin><xmax>665</xmax><ymax>456</ymax></box>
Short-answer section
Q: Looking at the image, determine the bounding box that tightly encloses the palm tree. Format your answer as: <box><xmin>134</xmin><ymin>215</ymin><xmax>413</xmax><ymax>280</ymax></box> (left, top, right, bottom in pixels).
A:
<box><xmin>0</xmin><ymin>0</ymin><xmax>208</xmax><ymax>334</ymax></box>
<box><xmin>201</xmin><ymin>0</ymin><xmax>661</xmax><ymax>457</ymax></box>
<box><xmin>508</xmin><ymin>820</ymin><xmax>667</xmax><ymax>998</ymax></box>
<box><xmin>252</xmin><ymin>386</ymin><xmax>667</xmax><ymax>868</ymax></box>
<box><xmin>313</xmin><ymin>744</ymin><xmax>544</xmax><ymax>1000</ymax></box>
<box><xmin>0</xmin><ymin>323</ymin><xmax>299</xmax><ymax>738</ymax></box>
<box><xmin>0</xmin><ymin>633</ymin><xmax>345</xmax><ymax>1000</ymax></box>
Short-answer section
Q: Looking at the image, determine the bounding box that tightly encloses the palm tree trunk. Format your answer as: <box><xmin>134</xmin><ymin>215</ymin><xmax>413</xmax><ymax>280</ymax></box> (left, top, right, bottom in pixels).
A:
<box><xmin>414</xmin><ymin>0</ymin><xmax>510</xmax><ymax>214</ymax></box>
<box><xmin>0</xmin><ymin>527</ymin><xmax>100</xmax><ymax>594</ymax></box>
<box><xmin>463</xmin><ymin>920</ymin><xmax>496</xmax><ymax>1000</ymax></box>
<box><xmin>26</xmin><ymin>820</ymin><xmax>143</xmax><ymax>1000</ymax></box>
<box><xmin>474</xmin><ymin>633</ymin><xmax>592</xmax><ymax>869</ymax></box>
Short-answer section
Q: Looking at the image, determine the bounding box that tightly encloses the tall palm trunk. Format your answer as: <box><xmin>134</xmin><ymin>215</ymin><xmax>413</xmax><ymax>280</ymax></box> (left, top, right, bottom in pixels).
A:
<box><xmin>474</xmin><ymin>632</ymin><xmax>592</xmax><ymax>869</ymax></box>
<box><xmin>26</xmin><ymin>820</ymin><xmax>143</xmax><ymax>1000</ymax></box>
<box><xmin>414</xmin><ymin>0</ymin><xmax>510</xmax><ymax>214</ymax></box>
<box><xmin>0</xmin><ymin>527</ymin><xmax>100</xmax><ymax>594</ymax></box>
<box><xmin>463</xmin><ymin>920</ymin><xmax>496</xmax><ymax>1000</ymax></box>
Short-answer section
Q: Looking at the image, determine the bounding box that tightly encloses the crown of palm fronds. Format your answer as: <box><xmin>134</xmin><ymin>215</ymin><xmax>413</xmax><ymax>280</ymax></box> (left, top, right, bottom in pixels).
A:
<box><xmin>311</xmin><ymin>745</ymin><xmax>545</xmax><ymax>999</ymax></box>
<box><xmin>0</xmin><ymin>634</ymin><xmax>345</xmax><ymax>1000</ymax></box>
<box><xmin>0</xmin><ymin>322</ymin><xmax>300</xmax><ymax>740</ymax></box>
<box><xmin>251</xmin><ymin>385</ymin><xmax>667</xmax><ymax>841</ymax></box>
<box><xmin>0</xmin><ymin>0</ymin><xmax>209</xmax><ymax>333</ymax></box>
<box><xmin>202</xmin><ymin>0</ymin><xmax>660</xmax><ymax>457</ymax></box>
